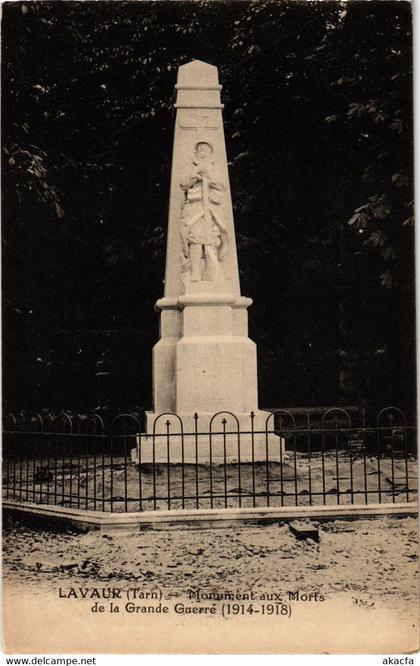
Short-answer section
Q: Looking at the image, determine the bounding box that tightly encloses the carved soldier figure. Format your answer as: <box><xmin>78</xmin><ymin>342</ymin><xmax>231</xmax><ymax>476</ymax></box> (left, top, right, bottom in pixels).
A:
<box><xmin>179</xmin><ymin>141</ymin><xmax>229</xmax><ymax>282</ymax></box>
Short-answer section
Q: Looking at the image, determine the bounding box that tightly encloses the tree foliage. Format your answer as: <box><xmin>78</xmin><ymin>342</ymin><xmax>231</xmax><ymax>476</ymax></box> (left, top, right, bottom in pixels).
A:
<box><xmin>2</xmin><ymin>0</ymin><xmax>415</xmax><ymax>413</ymax></box>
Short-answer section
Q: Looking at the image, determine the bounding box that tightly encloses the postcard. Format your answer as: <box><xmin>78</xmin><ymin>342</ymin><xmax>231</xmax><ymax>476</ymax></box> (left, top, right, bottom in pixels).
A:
<box><xmin>2</xmin><ymin>0</ymin><xmax>418</xmax><ymax>654</ymax></box>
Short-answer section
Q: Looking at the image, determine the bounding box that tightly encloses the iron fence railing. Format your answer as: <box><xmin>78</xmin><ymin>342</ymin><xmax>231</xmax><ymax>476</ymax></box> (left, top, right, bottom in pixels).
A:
<box><xmin>2</xmin><ymin>408</ymin><xmax>417</xmax><ymax>513</ymax></box>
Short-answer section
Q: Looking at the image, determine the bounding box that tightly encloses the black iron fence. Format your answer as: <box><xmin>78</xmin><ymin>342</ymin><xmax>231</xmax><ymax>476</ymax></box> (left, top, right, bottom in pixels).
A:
<box><xmin>2</xmin><ymin>408</ymin><xmax>417</xmax><ymax>513</ymax></box>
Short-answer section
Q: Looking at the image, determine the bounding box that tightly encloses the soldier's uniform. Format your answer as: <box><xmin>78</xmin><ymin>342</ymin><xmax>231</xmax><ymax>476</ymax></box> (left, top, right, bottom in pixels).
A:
<box><xmin>179</xmin><ymin>157</ymin><xmax>228</xmax><ymax>275</ymax></box>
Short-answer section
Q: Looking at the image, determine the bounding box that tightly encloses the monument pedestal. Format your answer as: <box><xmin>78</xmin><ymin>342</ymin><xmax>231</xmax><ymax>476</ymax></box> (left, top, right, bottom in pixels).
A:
<box><xmin>138</xmin><ymin>286</ymin><xmax>284</xmax><ymax>463</ymax></box>
<box><xmin>152</xmin><ymin>285</ymin><xmax>258</xmax><ymax>413</ymax></box>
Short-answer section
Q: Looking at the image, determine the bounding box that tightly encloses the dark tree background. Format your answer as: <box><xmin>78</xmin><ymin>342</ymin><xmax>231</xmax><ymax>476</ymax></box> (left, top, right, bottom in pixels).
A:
<box><xmin>2</xmin><ymin>0</ymin><xmax>415</xmax><ymax>416</ymax></box>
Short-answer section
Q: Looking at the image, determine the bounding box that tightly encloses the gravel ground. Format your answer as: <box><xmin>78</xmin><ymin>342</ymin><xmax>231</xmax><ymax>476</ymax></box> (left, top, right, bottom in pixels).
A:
<box><xmin>3</xmin><ymin>513</ymin><xmax>418</xmax><ymax>614</ymax></box>
<box><xmin>4</xmin><ymin>454</ymin><xmax>417</xmax><ymax>511</ymax></box>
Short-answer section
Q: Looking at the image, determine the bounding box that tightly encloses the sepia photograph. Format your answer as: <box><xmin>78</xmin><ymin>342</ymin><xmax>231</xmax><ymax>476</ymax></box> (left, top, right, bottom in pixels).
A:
<box><xmin>2</xmin><ymin>0</ymin><xmax>418</xmax><ymax>654</ymax></box>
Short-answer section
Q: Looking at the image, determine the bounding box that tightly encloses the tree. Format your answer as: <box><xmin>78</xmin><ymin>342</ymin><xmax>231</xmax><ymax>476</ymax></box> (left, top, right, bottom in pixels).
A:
<box><xmin>2</xmin><ymin>0</ymin><xmax>415</xmax><ymax>414</ymax></box>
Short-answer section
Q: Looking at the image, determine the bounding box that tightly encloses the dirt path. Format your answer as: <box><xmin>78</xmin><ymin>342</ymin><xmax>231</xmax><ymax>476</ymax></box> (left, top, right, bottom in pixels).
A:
<box><xmin>3</xmin><ymin>514</ymin><xmax>418</xmax><ymax>614</ymax></box>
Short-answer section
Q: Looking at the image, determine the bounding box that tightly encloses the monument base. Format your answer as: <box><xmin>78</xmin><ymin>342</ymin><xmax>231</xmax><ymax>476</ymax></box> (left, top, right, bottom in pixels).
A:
<box><xmin>132</xmin><ymin>410</ymin><xmax>285</xmax><ymax>463</ymax></box>
<box><xmin>131</xmin><ymin>433</ymin><xmax>285</xmax><ymax>464</ymax></box>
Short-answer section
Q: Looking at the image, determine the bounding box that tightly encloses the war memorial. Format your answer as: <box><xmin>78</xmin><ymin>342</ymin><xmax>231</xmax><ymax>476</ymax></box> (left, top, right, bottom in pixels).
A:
<box><xmin>138</xmin><ymin>60</ymin><xmax>282</xmax><ymax>463</ymax></box>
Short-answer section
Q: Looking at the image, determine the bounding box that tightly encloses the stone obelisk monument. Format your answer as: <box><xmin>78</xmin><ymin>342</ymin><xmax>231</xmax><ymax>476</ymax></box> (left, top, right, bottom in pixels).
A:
<box><xmin>143</xmin><ymin>60</ymin><xmax>282</xmax><ymax>462</ymax></box>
